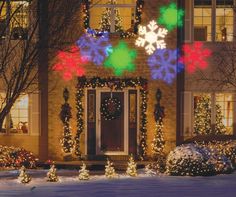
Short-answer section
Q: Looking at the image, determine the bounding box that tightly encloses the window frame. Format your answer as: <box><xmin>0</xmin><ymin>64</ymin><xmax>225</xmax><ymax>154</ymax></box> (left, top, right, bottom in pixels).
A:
<box><xmin>190</xmin><ymin>92</ymin><xmax>235</xmax><ymax>137</ymax></box>
<box><xmin>83</xmin><ymin>0</ymin><xmax>144</xmax><ymax>37</ymax></box>
<box><xmin>193</xmin><ymin>0</ymin><xmax>235</xmax><ymax>42</ymax></box>
<box><xmin>0</xmin><ymin>93</ymin><xmax>31</xmax><ymax>136</ymax></box>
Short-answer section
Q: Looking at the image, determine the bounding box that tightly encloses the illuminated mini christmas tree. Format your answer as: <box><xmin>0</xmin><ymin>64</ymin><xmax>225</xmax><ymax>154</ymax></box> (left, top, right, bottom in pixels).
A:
<box><xmin>152</xmin><ymin>119</ymin><xmax>165</xmax><ymax>158</ymax></box>
<box><xmin>194</xmin><ymin>95</ymin><xmax>212</xmax><ymax>135</ymax></box>
<box><xmin>78</xmin><ymin>162</ymin><xmax>90</xmax><ymax>180</ymax></box>
<box><xmin>105</xmin><ymin>159</ymin><xmax>117</xmax><ymax>178</ymax></box>
<box><xmin>18</xmin><ymin>166</ymin><xmax>31</xmax><ymax>184</ymax></box>
<box><xmin>99</xmin><ymin>0</ymin><xmax>123</xmax><ymax>33</ymax></box>
<box><xmin>126</xmin><ymin>155</ymin><xmax>137</xmax><ymax>177</ymax></box>
<box><xmin>215</xmin><ymin>104</ymin><xmax>227</xmax><ymax>135</ymax></box>
<box><xmin>47</xmin><ymin>164</ymin><xmax>59</xmax><ymax>182</ymax></box>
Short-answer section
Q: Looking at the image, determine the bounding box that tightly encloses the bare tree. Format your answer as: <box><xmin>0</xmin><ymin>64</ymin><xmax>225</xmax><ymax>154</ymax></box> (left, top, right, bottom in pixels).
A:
<box><xmin>0</xmin><ymin>0</ymin><xmax>86</xmax><ymax>130</ymax></box>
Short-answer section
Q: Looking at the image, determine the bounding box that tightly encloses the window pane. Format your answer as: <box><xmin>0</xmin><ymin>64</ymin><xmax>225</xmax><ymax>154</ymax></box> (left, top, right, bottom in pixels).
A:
<box><xmin>193</xmin><ymin>94</ymin><xmax>212</xmax><ymax>135</ymax></box>
<box><xmin>216</xmin><ymin>0</ymin><xmax>233</xmax><ymax>6</ymax></box>
<box><xmin>194</xmin><ymin>7</ymin><xmax>212</xmax><ymax>41</ymax></box>
<box><xmin>194</xmin><ymin>0</ymin><xmax>212</xmax><ymax>6</ymax></box>
<box><xmin>215</xmin><ymin>7</ymin><xmax>233</xmax><ymax>41</ymax></box>
<box><xmin>10</xmin><ymin>1</ymin><xmax>29</xmax><ymax>28</ymax></box>
<box><xmin>215</xmin><ymin>93</ymin><xmax>233</xmax><ymax>135</ymax></box>
<box><xmin>0</xmin><ymin>2</ymin><xmax>7</xmax><ymax>20</ymax></box>
<box><xmin>9</xmin><ymin>94</ymin><xmax>29</xmax><ymax>134</ymax></box>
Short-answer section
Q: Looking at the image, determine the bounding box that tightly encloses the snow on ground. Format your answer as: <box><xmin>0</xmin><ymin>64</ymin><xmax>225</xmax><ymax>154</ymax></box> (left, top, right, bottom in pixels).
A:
<box><xmin>0</xmin><ymin>169</ymin><xmax>236</xmax><ymax>197</ymax></box>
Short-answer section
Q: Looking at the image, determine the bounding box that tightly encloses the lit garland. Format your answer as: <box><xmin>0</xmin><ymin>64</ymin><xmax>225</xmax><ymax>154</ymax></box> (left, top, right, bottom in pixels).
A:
<box><xmin>82</xmin><ymin>0</ymin><xmax>144</xmax><ymax>38</ymax></box>
<box><xmin>75</xmin><ymin>76</ymin><xmax>148</xmax><ymax>159</ymax></box>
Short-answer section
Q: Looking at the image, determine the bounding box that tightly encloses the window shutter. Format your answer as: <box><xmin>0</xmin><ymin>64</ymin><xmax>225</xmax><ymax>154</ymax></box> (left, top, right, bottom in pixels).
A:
<box><xmin>29</xmin><ymin>93</ymin><xmax>40</xmax><ymax>136</ymax></box>
<box><xmin>183</xmin><ymin>91</ymin><xmax>192</xmax><ymax>137</ymax></box>
<box><xmin>184</xmin><ymin>0</ymin><xmax>193</xmax><ymax>42</ymax></box>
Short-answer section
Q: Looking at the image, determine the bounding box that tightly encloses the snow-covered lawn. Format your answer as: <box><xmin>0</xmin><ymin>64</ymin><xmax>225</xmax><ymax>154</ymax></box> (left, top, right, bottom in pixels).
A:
<box><xmin>0</xmin><ymin>169</ymin><xmax>235</xmax><ymax>197</ymax></box>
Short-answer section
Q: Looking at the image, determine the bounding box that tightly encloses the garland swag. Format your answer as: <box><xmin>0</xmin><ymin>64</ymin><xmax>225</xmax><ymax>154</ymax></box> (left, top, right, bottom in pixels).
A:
<box><xmin>75</xmin><ymin>76</ymin><xmax>148</xmax><ymax>160</ymax></box>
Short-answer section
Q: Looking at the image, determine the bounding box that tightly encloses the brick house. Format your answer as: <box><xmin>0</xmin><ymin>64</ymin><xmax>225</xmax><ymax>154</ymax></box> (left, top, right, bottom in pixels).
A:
<box><xmin>0</xmin><ymin>0</ymin><xmax>235</xmax><ymax>162</ymax></box>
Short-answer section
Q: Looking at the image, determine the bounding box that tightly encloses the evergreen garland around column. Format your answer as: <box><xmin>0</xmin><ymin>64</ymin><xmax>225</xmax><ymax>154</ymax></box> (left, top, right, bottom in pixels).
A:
<box><xmin>194</xmin><ymin>95</ymin><xmax>212</xmax><ymax>135</ymax></box>
<box><xmin>18</xmin><ymin>166</ymin><xmax>31</xmax><ymax>184</ymax></box>
<box><xmin>126</xmin><ymin>155</ymin><xmax>137</xmax><ymax>177</ymax></box>
<box><xmin>60</xmin><ymin>88</ymin><xmax>74</xmax><ymax>155</ymax></box>
<box><xmin>215</xmin><ymin>104</ymin><xmax>227</xmax><ymax>135</ymax></box>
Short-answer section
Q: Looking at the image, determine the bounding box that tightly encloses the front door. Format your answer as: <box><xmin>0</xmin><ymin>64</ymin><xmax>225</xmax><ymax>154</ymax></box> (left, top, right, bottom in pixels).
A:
<box><xmin>96</xmin><ymin>90</ymin><xmax>128</xmax><ymax>155</ymax></box>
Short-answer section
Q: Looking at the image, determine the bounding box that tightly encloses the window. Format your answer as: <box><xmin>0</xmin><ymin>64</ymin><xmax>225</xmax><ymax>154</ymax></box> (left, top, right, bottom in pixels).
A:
<box><xmin>193</xmin><ymin>93</ymin><xmax>234</xmax><ymax>136</ymax></box>
<box><xmin>90</xmin><ymin>0</ymin><xmax>136</xmax><ymax>33</ymax></box>
<box><xmin>216</xmin><ymin>0</ymin><xmax>234</xmax><ymax>41</ymax></box>
<box><xmin>215</xmin><ymin>93</ymin><xmax>233</xmax><ymax>134</ymax></box>
<box><xmin>194</xmin><ymin>0</ymin><xmax>234</xmax><ymax>42</ymax></box>
<box><xmin>0</xmin><ymin>0</ymin><xmax>29</xmax><ymax>39</ymax></box>
<box><xmin>0</xmin><ymin>94</ymin><xmax>29</xmax><ymax>134</ymax></box>
<box><xmin>194</xmin><ymin>0</ymin><xmax>212</xmax><ymax>41</ymax></box>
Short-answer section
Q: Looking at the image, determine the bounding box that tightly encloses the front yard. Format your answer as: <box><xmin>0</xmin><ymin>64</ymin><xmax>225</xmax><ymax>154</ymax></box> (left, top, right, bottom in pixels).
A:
<box><xmin>0</xmin><ymin>169</ymin><xmax>235</xmax><ymax>197</ymax></box>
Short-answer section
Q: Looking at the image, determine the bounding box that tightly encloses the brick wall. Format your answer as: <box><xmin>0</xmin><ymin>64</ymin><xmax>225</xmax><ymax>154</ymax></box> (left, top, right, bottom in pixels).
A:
<box><xmin>48</xmin><ymin>0</ymin><xmax>178</xmax><ymax>160</ymax></box>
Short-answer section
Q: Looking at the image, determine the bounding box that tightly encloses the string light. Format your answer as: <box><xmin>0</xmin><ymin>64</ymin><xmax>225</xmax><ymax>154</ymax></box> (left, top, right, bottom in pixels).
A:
<box><xmin>75</xmin><ymin>77</ymin><xmax>148</xmax><ymax>159</ymax></box>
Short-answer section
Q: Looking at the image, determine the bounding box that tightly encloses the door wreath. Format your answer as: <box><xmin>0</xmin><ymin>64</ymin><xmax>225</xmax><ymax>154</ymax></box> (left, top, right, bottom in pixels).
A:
<box><xmin>100</xmin><ymin>97</ymin><xmax>122</xmax><ymax>120</ymax></box>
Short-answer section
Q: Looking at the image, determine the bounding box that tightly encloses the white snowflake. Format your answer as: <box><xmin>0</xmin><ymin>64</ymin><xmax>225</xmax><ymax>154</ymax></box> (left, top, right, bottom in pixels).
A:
<box><xmin>135</xmin><ymin>20</ymin><xmax>168</xmax><ymax>55</ymax></box>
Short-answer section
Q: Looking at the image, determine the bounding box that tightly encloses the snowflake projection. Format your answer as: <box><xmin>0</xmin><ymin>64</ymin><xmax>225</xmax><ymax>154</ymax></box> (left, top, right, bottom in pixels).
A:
<box><xmin>53</xmin><ymin>46</ymin><xmax>87</xmax><ymax>81</ymax></box>
<box><xmin>158</xmin><ymin>2</ymin><xmax>185</xmax><ymax>31</ymax></box>
<box><xmin>104</xmin><ymin>41</ymin><xmax>137</xmax><ymax>76</ymax></box>
<box><xmin>178</xmin><ymin>42</ymin><xmax>212</xmax><ymax>73</ymax></box>
<box><xmin>76</xmin><ymin>33</ymin><xmax>110</xmax><ymax>66</ymax></box>
<box><xmin>135</xmin><ymin>20</ymin><xmax>168</xmax><ymax>55</ymax></box>
<box><xmin>148</xmin><ymin>49</ymin><xmax>184</xmax><ymax>84</ymax></box>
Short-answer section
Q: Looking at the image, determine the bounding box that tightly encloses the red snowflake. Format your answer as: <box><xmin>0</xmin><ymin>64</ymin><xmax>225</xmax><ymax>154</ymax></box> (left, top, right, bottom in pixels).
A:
<box><xmin>179</xmin><ymin>42</ymin><xmax>211</xmax><ymax>73</ymax></box>
<box><xmin>53</xmin><ymin>46</ymin><xmax>87</xmax><ymax>81</ymax></box>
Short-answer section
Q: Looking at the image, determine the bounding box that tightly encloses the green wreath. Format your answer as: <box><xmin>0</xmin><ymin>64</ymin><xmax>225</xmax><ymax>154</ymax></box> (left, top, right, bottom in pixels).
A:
<box><xmin>101</xmin><ymin>97</ymin><xmax>122</xmax><ymax>120</ymax></box>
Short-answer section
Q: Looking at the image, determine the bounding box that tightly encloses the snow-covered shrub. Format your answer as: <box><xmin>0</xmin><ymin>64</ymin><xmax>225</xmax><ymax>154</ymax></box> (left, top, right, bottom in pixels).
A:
<box><xmin>0</xmin><ymin>145</ymin><xmax>37</xmax><ymax>168</ymax></box>
<box><xmin>166</xmin><ymin>144</ymin><xmax>215</xmax><ymax>176</ymax></box>
<box><xmin>223</xmin><ymin>141</ymin><xmax>236</xmax><ymax>168</ymax></box>
<box><xmin>197</xmin><ymin>142</ymin><xmax>233</xmax><ymax>174</ymax></box>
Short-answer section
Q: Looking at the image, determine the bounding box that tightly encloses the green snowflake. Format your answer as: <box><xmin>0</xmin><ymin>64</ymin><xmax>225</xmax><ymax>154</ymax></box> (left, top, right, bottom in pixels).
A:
<box><xmin>158</xmin><ymin>2</ymin><xmax>184</xmax><ymax>31</ymax></box>
<box><xmin>104</xmin><ymin>41</ymin><xmax>137</xmax><ymax>76</ymax></box>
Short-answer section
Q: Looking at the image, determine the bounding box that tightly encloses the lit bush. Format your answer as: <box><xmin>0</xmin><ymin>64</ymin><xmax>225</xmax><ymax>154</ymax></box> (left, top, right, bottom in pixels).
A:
<box><xmin>0</xmin><ymin>145</ymin><xmax>37</xmax><ymax>168</ymax></box>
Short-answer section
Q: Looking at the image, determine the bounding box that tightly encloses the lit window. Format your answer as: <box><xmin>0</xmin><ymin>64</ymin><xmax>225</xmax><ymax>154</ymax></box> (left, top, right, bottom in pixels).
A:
<box><xmin>0</xmin><ymin>0</ymin><xmax>29</xmax><ymax>39</ymax></box>
<box><xmin>215</xmin><ymin>93</ymin><xmax>233</xmax><ymax>134</ymax></box>
<box><xmin>193</xmin><ymin>94</ymin><xmax>212</xmax><ymax>135</ymax></box>
<box><xmin>194</xmin><ymin>0</ymin><xmax>212</xmax><ymax>41</ymax></box>
<box><xmin>90</xmin><ymin>0</ymin><xmax>136</xmax><ymax>33</ymax></box>
<box><xmin>9</xmin><ymin>94</ymin><xmax>29</xmax><ymax>134</ymax></box>
<box><xmin>216</xmin><ymin>0</ymin><xmax>233</xmax><ymax>41</ymax></box>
